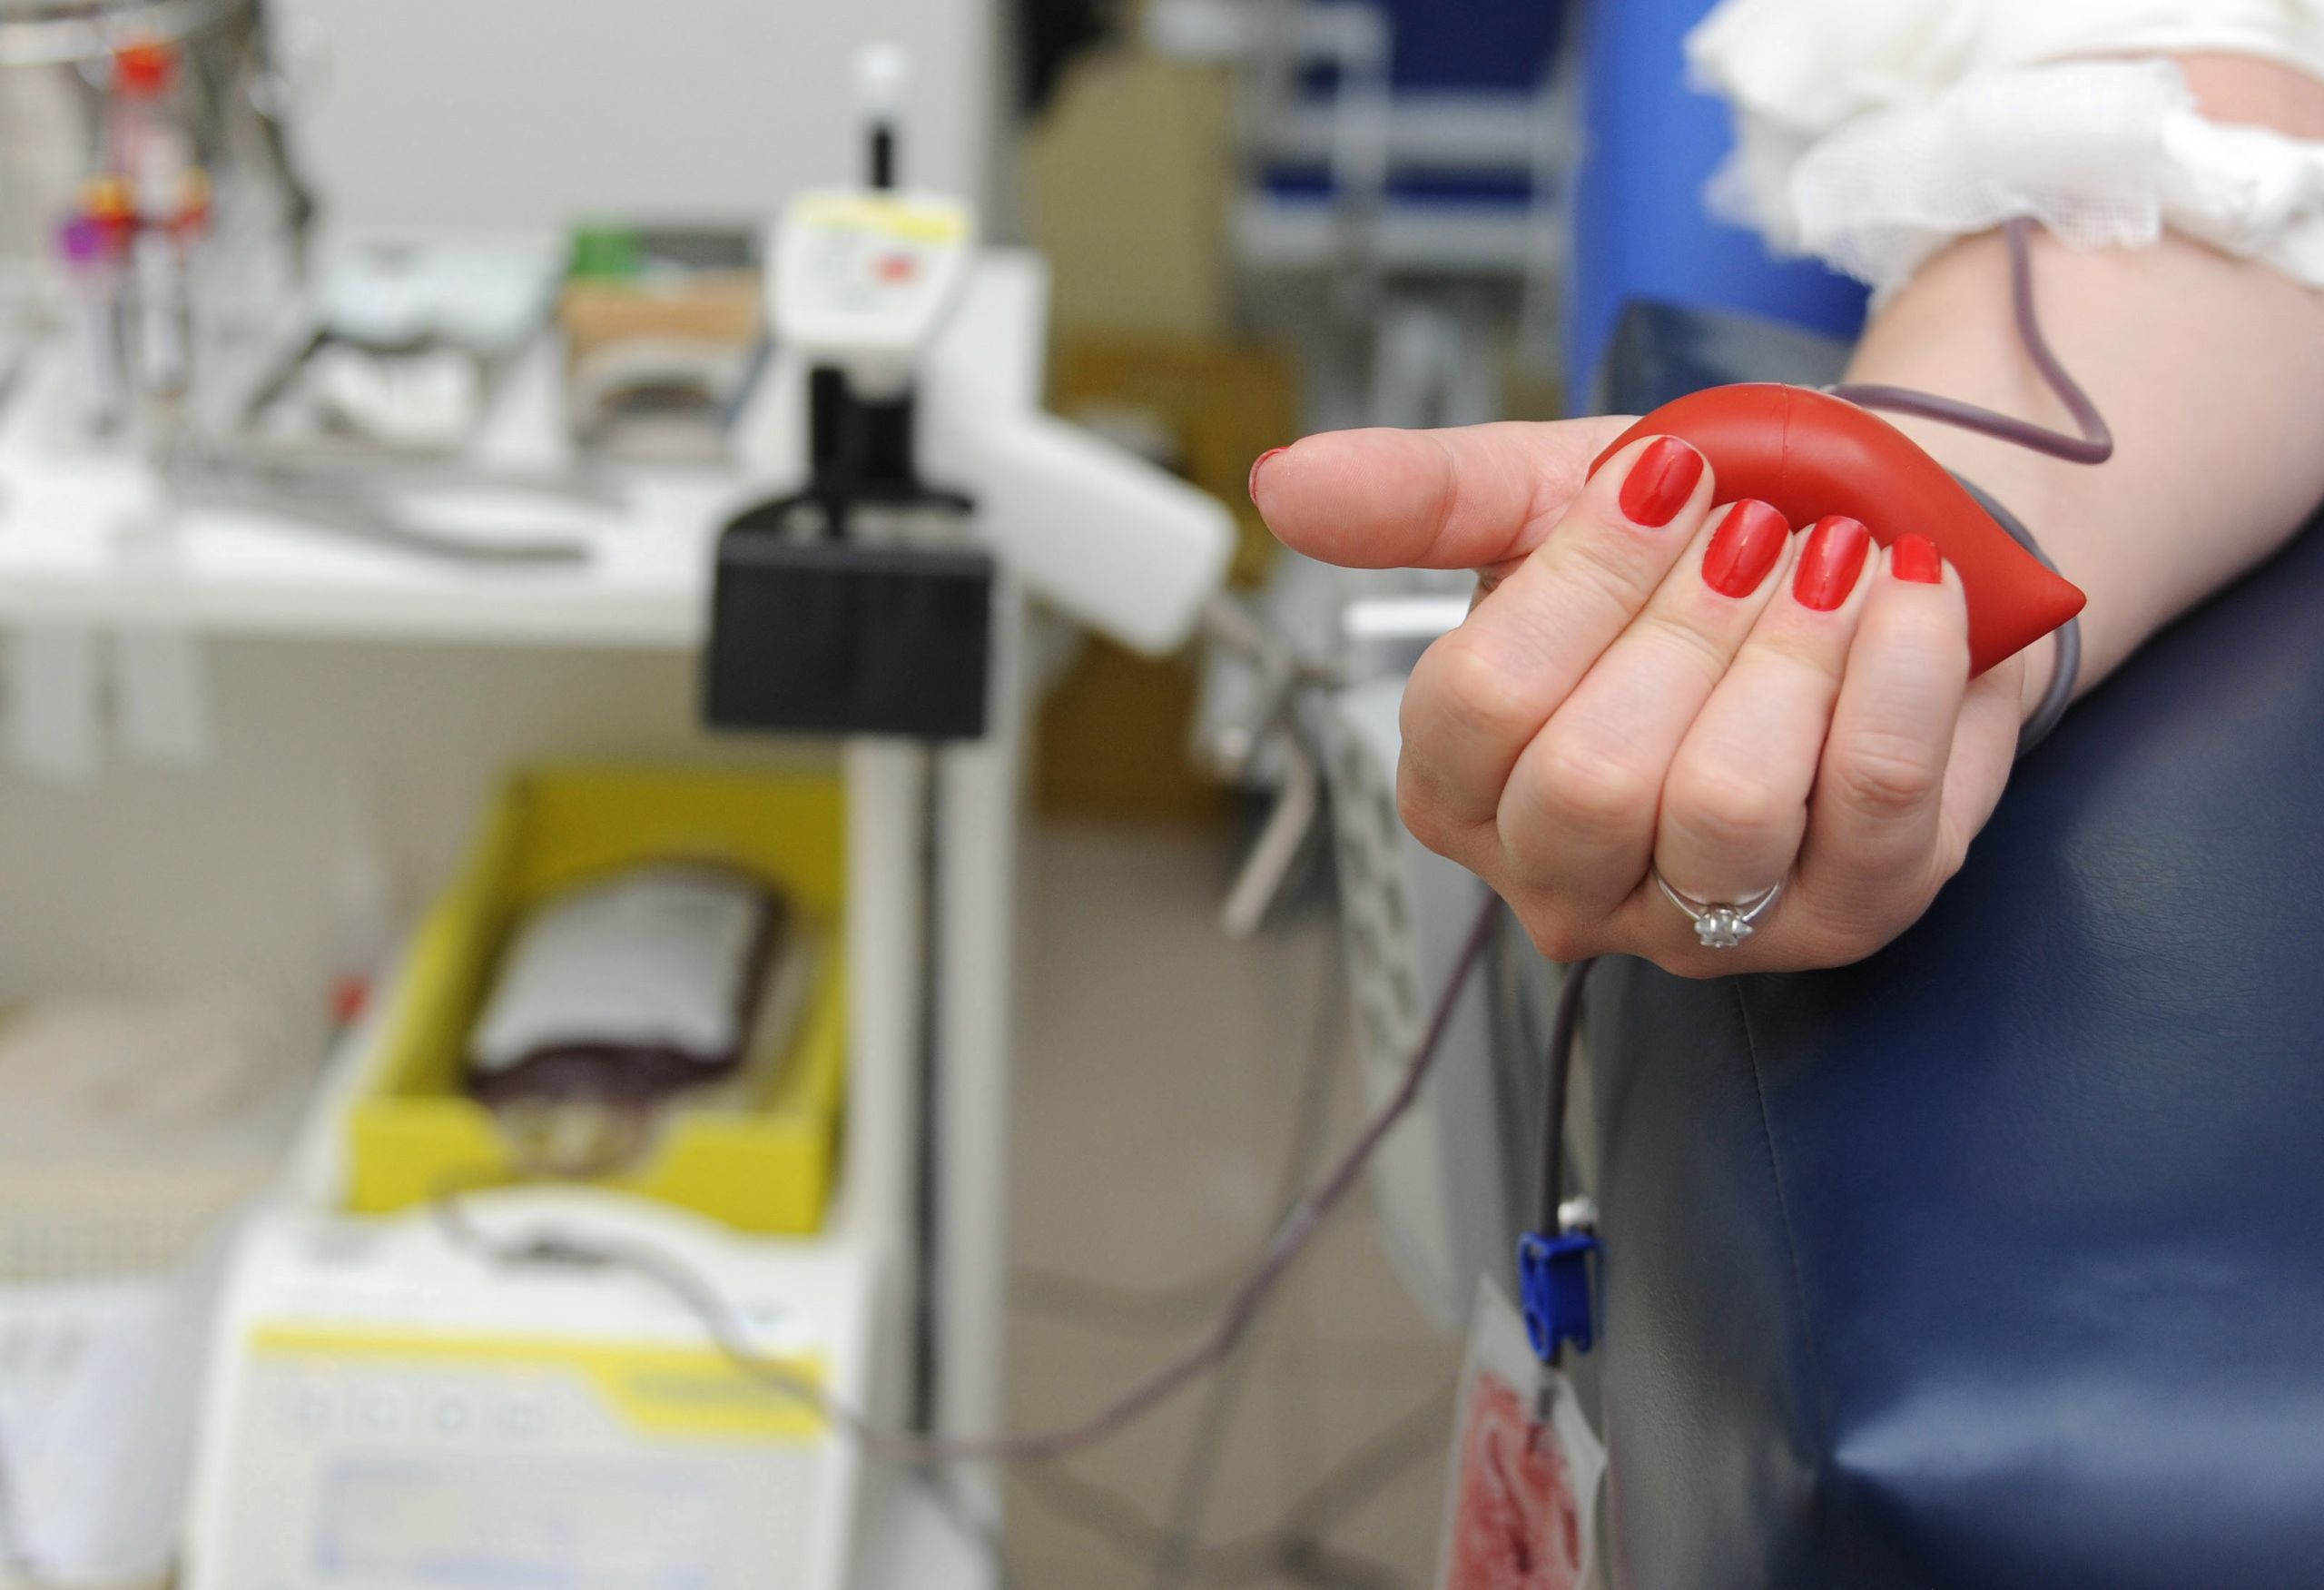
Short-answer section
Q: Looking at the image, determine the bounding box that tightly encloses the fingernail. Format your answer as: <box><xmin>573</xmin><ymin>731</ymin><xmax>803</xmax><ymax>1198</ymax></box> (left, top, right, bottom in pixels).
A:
<box><xmin>1617</xmin><ymin>436</ymin><xmax>1705</xmax><ymax>528</ymax></box>
<box><xmin>1793</xmin><ymin>515</ymin><xmax>1872</xmax><ymax>611</ymax></box>
<box><xmin>1892</xmin><ymin>532</ymin><xmax>1942</xmax><ymax>584</ymax></box>
<box><xmin>1699</xmin><ymin>499</ymin><xmax>1789</xmax><ymax>597</ymax></box>
<box><xmin>1247</xmin><ymin>447</ymin><xmax>1287</xmax><ymax>504</ymax></box>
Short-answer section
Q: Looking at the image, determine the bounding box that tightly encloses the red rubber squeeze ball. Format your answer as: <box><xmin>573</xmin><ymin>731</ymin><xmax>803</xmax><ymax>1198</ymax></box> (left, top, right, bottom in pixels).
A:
<box><xmin>1590</xmin><ymin>384</ymin><xmax>2086</xmax><ymax>676</ymax></box>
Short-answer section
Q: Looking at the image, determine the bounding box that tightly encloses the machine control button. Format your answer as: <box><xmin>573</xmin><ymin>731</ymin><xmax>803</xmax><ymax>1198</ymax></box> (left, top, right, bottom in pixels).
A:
<box><xmin>361</xmin><ymin>1387</ymin><xmax>406</xmax><ymax>1431</ymax></box>
<box><xmin>293</xmin><ymin>1388</ymin><xmax>334</xmax><ymax>1432</ymax></box>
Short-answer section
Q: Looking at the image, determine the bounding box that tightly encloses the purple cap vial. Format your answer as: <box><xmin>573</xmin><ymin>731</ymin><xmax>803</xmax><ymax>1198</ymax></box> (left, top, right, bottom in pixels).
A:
<box><xmin>57</xmin><ymin>214</ymin><xmax>112</xmax><ymax>267</ymax></box>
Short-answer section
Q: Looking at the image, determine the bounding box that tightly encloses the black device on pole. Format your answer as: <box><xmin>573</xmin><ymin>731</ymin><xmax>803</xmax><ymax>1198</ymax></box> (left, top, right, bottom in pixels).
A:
<box><xmin>700</xmin><ymin>99</ymin><xmax>990</xmax><ymax>741</ymax></box>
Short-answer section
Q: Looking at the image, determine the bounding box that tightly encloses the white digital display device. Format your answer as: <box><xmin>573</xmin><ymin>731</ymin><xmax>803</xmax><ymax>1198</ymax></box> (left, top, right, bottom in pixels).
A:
<box><xmin>772</xmin><ymin>191</ymin><xmax>975</xmax><ymax>397</ymax></box>
<box><xmin>182</xmin><ymin>1193</ymin><xmax>880</xmax><ymax>1590</ymax></box>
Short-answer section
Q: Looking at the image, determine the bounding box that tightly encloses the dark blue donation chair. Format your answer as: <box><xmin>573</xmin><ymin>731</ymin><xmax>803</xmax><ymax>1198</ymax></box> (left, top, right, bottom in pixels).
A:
<box><xmin>1561</xmin><ymin>3</ymin><xmax>2324</xmax><ymax>1585</ymax></box>
<box><xmin>1585</xmin><ymin>301</ymin><xmax>2324</xmax><ymax>1590</ymax></box>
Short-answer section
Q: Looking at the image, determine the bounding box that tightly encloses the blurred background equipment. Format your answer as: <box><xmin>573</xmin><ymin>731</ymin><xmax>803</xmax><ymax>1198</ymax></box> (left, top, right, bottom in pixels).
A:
<box><xmin>559</xmin><ymin>224</ymin><xmax>768</xmax><ymax>461</ymax></box>
<box><xmin>240</xmin><ymin>241</ymin><xmax>559</xmax><ymax>456</ymax></box>
<box><xmin>707</xmin><ymin>54</ymin><xmax>1233</xmax><ymax>741</ymax></box>
<box><xmin>0</xmin><ymin>1</ymin><xmax>1625</xmax><ymax>1585</ymax></box>
<box><xmin>0</xmin><ymin>2</ymin><xmax>312</xmax><ymax>436</ymax></box>
<box><xmin>1142</xmin><ymin>0</ymin><xmax>1573</xmax><ymax>433</ymax></box>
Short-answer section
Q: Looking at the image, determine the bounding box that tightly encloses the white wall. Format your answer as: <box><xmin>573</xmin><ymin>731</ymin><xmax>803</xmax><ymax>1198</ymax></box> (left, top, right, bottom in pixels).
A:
<box><xmin>275</xmin><ymin>0</ymin><xmax>1002</xmax><ymax>236</ymax></box>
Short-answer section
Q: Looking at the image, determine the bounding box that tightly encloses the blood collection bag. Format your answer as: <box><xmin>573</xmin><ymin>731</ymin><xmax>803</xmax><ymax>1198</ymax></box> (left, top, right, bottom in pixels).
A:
<box><xmin>1436</xmin><ymin>1279</ymin><xmax>1607</xmax><ymax>1590</ymax></box>
<box><xmin>465</xmin><ymin>864</ymin><xmax>798</xmax><ymax>1175</ymax></box>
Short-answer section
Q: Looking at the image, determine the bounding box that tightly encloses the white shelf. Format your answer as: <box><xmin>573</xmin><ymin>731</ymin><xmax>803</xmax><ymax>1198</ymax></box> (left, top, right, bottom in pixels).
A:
<box><xmin>0</xmin><ymin>251</ymin><xmax>1048</xmax><ymax>652</ymax></box>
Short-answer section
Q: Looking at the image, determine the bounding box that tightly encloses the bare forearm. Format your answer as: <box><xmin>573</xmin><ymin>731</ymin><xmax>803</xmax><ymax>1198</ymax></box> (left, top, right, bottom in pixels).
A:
<box><xmin>1843</xmin><ymin>55</ymin><xmax>2324</xmax><ymax>709</ymax></box>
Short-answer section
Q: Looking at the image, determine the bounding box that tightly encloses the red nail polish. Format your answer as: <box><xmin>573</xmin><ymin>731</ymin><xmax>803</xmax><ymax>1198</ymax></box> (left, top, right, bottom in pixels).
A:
<box><xmin>1699</xmin><ymin>499</ymin><xmax>1789</xmax><ymax>597</ymax></box>
<box><xmin>1892</xmin><ymin>532</ymin><xmax>1942</xmax><ymax>584</ymax></box>
<box><xmin>1617</xmin><ymin>436</ymin><xmax>1705</xmax><ymax>528</ymax></box>
<box><xmin>1247</xmin><ymin>447</ymin><xmax>1286</xmax><ymax>504</ymax></box>
<box><xmin>1794</xmin><ymin>515</ymin><xmax>1872</xmax><ymax>611</ymax></box>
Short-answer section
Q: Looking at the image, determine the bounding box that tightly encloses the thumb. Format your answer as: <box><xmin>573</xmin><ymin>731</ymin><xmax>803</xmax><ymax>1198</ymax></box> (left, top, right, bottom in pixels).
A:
<box><xmin>1249</xmin><ymin>415</ymin><xmax>1635</xmax><ymax>571</ymax></box>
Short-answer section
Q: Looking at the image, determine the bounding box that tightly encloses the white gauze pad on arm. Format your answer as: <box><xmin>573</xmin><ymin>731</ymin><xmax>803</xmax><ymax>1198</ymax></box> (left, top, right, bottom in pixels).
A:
<box><xmin>1687</xmin><ymin>0</ymin><xmax>2324</xmax><ymax>296</ymax></box>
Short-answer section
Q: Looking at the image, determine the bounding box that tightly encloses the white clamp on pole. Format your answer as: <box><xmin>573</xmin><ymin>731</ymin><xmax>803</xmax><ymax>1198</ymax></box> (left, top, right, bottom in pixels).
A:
<box><xmin>857</xmin><ymin>42</ymin><xmax>909</xmax><ymax>189</ymax></box>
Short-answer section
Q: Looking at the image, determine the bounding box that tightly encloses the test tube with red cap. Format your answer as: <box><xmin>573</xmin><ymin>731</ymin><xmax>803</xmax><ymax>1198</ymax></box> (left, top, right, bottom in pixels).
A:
<box><xmin>107</xmin><ymin>35</ymin><xmax>177</xmax><ymax>173</ymax></box>
<box><xmin>103</xmin><ymin>34</ymin><xmax>197</xmax><ymax>396</ymax></box>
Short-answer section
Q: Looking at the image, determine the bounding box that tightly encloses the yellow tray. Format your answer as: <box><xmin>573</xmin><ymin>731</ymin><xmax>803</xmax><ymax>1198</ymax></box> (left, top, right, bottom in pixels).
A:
<box><xmin>344</xmin><ymin>765</ymin><xmax>847</xmax><ymax>1234</ymax></box>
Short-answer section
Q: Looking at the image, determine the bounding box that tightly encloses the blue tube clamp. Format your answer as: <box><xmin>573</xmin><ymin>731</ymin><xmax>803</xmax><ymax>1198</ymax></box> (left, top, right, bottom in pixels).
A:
<box><xmin>1517</xmin><ymin>1230</ymin><xmax>1599</xmax><ymax>1360</ymax></box>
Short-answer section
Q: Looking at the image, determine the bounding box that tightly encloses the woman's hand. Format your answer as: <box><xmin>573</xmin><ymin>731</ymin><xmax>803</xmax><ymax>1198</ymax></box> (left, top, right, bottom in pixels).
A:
<box><xmin>1248</xmin><ymin>56</ymin><xmax>2324</xmax><ymax>976</ymax></box>
<box><xmin>1251</xmin><ymin>422</ymin><xmax>2025</xmax><ymax>975</ymax></box>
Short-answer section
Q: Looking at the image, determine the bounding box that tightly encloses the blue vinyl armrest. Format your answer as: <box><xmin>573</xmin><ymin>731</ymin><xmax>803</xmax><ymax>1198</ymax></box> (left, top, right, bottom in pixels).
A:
<box><xmin>1581</xmin><ymin>298</ymin><xmax>2324</xmax><ymax>1588</ymax></box>
<box><xmin>1594</xmin><ymin>298</ymin><xmax>1850</xmax><ymax>414</ymax></box>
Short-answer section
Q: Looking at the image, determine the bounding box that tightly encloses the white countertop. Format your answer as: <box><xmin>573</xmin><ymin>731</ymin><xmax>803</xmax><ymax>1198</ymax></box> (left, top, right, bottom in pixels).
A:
<box><xmin>0</xmin><ymin>251</ymin><xmax>1048</xmax><ymax>652</ymax></box>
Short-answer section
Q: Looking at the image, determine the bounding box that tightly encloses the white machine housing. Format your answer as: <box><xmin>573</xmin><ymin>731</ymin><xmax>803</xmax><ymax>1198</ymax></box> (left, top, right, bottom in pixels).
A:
<box><xmin>920</xmin><ymin>371</ymin><xmax>1235</xmax><ymax>657</ymax></box>
<box><xmin>182</xmin><ymin>1190</ymin><xmax>883</xmax><ymax>1590</ymax></box>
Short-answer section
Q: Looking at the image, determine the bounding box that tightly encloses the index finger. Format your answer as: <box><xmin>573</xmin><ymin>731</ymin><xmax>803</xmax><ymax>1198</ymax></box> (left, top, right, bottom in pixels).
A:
<box><xmin>1250</xmin><ymin>416</ymin><xmax>1637</xmax><ymax>571</ymax></box>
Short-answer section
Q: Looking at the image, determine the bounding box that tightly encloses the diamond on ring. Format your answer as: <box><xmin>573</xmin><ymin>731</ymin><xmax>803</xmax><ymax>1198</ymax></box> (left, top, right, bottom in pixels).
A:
<box><xmin>1653</xmin><ymin>871</ymin><xmax>1783</xmax><ymax>951</ymax></box>
<box><xmin>1694</xmin><ymin>906</ymin><xmax>1752</xmax><ymax>949</ymax></box>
